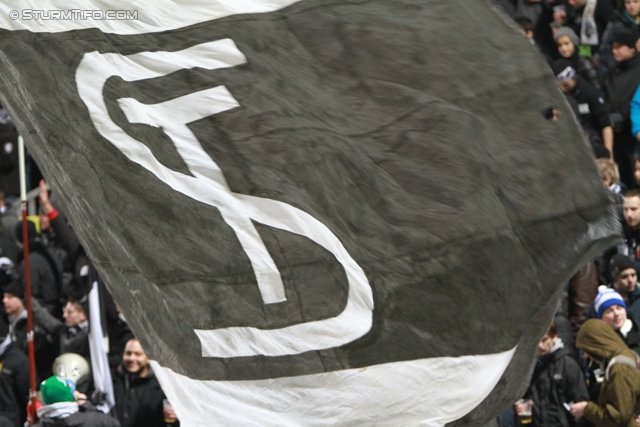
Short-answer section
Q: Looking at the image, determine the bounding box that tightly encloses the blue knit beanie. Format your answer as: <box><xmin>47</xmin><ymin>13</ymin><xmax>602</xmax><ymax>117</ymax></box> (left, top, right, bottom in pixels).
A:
<box><xmin>595</xmin><ymin>287</ymin><xmax>627</xmax><ymax>319</ymax></box>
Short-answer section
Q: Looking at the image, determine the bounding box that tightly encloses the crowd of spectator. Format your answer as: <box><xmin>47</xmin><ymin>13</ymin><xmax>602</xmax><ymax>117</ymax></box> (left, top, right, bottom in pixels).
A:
<box><xmin>495</xmin><ymin>2</ymin><xmax>640</xmax><ymax>426</ymax></box>
<box><xmin>0</xmin><ymin>112</ymin><xmax>179</xmax><ymax>422</ymax></box>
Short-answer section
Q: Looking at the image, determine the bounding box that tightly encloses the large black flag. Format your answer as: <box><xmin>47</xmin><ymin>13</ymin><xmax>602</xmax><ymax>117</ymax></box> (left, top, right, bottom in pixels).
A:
<box><xmin>0</xmin><ymin>1</ymin><xmax>619</xmax><ymax>425</ymax></box>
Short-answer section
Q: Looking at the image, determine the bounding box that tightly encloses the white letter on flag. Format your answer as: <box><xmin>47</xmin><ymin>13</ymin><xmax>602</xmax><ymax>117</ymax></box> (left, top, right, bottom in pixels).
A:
<box><xmin>75</xmin><ymin>39</ymin><xmax>374</xmax><ymax>358</ymax></box>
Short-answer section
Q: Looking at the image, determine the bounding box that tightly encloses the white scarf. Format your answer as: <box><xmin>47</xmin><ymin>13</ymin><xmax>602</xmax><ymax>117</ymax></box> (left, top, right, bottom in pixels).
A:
<box><xmin>581</xmin><ymin>0</ymin><xmax>599</xmax><ymax>46</ymax></box>
<box><xmin>37</xmin><ymin>401</ymin><xmax>79</xmax><ymax>419</ymax></box>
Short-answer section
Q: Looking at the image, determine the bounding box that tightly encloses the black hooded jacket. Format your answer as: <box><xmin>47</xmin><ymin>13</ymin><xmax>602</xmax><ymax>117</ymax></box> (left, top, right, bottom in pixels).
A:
<box><xmin>0</xmin><ymin>342</ymin><xmax>29</xmax><ymax>427</ymax></box>
<box><xmin>112</xmin><ymin>367</ymin><xmax>177</xmax><ymax>427</ymax></box>
<box><xmin>523</xmin><ymin>341</ymin><xmax>589</xmax><ymax>427</ymax></box>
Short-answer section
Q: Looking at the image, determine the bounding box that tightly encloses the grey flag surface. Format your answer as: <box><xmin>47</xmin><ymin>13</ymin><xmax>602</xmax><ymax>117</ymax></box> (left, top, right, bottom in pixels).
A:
<box><xmin>0</xmin><ymin>0</ymin><xmax>620</xmax><ymax>425</ymax></box>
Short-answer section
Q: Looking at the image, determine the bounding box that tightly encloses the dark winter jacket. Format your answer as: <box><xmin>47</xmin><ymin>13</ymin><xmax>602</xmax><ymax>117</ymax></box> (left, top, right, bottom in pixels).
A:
<box><xmin>60</xmin><ymin>321</ymin><xmax>90</xmax><ymax>361</ymax></box>
<box><xmin>605</xmin><ymin>54</ymin><xmax>640</xmax><ymax>144</ymax></box>
<box><xmin>566</xmin><ymin>47</ymin><xmax>602</xmax><ymax>91</ymax></box>
<box><xmin>523</xmin><ymin>340</ymin><xmax>589</xmax><ymax>427</ymax></box>
<box><xmin>566</xmin><ymin>76</ymin><xmax>611</xmax><ymax>143</ymax></box>
<box><xmin>0</xmin><ymin>342</ymin><xmax>29</xmax><ymax>427</ymax></box>
<box><xmin>577</xmin><ymin>319</ymin><xmax>640</xmax><ymax>427</ymax></box>
<box><xmin>8</xmin><ymin>301</ymin><xmax>60</xmax><ymax>382</ymax></box>
<box><xmin>16</xmin><ymin>240</ymin><xmax>62</xmax><ymax>317</ymax></box>
<box><xmin>112</xmin><ymin>367</ymin><xmax>176</xmax><ymax>427</ymax></box>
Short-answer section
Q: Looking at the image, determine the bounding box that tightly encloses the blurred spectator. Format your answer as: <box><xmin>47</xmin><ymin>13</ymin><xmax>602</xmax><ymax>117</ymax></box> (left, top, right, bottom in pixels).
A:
<box><xmin>597</xmin><ymin>158</ymin><xmax>625</xmax><ymax>194</ymax></box>
<box><xmin>32</xmin><ymin>376</ymin><xmax>119</xmax><ymax>427</ymax></box>
<box><xmin>516</xmin><ymin>16</ymin><xmax>556</xmax><ymax>63</ymax></box>
<box><xmin>571</xmin><ymin>319</ymin><xmax>640</xmax><ymax>426</ymax></box>
<box><xmin>2</xmin><ymin>277</ymin><xmax>59</xmax><ymax>382</ymax></box>
<box><xmin>594</xmin><ymin>286</ymin><xmax>640</xmax><ymax>352</ymax></box>
<box><xmin>13</xmin><ymin>221</ymin><xmax>61</xmax><ymax>317</ymax></box>
<box><xmin>622</xmin><ymin>190</ymin><xmax>640</xmax><ymax>265</ymax></box>
<box><xmin>599</xmin><ymin>0</ymin><xmax>640</xmax><ymax>71</ymax></box>
<box><xmin>556</xmin><ymin>27</ymin><xmax>603</xmax><ymax>89</ymax></box>
<box><xmin>551</xmin><ymin>59</ymin><xmax>613</xmax><ymax>156</ymax></box>
<box><xmin>112</xmin><ymin>338</ymin><xmax>178</xmax><ymax>427</ymax></box>
<box><xmin>0</xmin><ymin>332</ymin><xmax>29</xmax><ymax>426</ymax></box>
<box><xmin>559</xmin><ymin>0</ymin><xmax>615</xmax><ymax>55</ymax></box>
<box><xmin>515</xmin><ymin>320</ymin><xmax>588</xmax><ymax>426</ymax></box>
<box><xmin>605</xmin><ymin>29</ymin><xmax>640</xmax><ymax>186</ymax></box>
<box><xmin>60</xmin><ymin>300</ymin><xmax>89</xmax><ymax>360</ymax></box>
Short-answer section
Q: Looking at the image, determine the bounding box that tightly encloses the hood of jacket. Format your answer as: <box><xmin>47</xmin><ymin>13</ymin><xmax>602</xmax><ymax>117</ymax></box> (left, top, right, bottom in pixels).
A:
<box><xmin>576</xmin><ymin>319</ymin><xmax>634</xmax><ymax>361</ymax></box>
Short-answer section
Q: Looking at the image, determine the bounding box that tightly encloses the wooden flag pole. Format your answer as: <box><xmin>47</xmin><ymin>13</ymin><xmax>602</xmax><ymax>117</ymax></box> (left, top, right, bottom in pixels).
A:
<box><xmin>18</xmin><ymin>135</ymin><xmax>38</xmax><ymax>418</ymax></box>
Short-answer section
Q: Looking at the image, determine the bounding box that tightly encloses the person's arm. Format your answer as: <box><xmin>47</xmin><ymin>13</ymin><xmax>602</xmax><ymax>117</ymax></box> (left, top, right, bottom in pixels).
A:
<box><xmin>39</xmin><ymin>180</ymin><xmax>83</xmax><ymax>265</ymax></box>
<box><xmin>583</xmin><ymin>365</ymin><xmax>637</xmax><ymax>426</ymax></box>
<box><xmin>31</xmin><ymin>297</ymin><xmax>64</xmax><ymax>335</ymax></box>
<box><xmin>590</xmin><ymin>88</ymin><xmax>614</xmax><ymax>158</ymax></box>
<box><xmin>602</xmin><ymin>126</ymin><xmax>614</xmax><ymax>159</ymax></box>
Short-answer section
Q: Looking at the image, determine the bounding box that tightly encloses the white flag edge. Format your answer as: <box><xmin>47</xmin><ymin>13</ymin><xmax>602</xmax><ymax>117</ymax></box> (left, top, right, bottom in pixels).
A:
<box><xmin>151</xmin><ymin>347</ymin><xmax>516</xmax><ymax>427</ymax></box>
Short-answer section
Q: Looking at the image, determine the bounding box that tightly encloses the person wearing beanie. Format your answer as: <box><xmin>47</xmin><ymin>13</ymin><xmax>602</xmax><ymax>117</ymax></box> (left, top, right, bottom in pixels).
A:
<box><xmin>608</xmin><ymin>254</ymin><xmax>640</xmax><ymax>318</ymax></box>
<box><xmin>570</xmin><ymin>319</ymin><xmax>640</xmax><ymax>426</ymax></box>
<box><xmin>598</xmin><ymin>0</ymin><xmax>640</xmax><ymax>71</ymax></box>
<box><xmin>551</xmin><ymin>58</ymin><xmax>613</xmax><ymax>158</ymax></box>
<box><xmin>555</xmin><ymin>26</ymin><xmax>602</xmax><ymax>90</ymax></box>
<box><xmin>594</xmin><ymin>286</ymin><xmax>640</xmax><ymax>353</ymax></box>
<box><xmin>605</xmin><ymin>28</ymin><xmax>640</xmax><ymax>186</ymax></box>
<box><xmin>32</xmin><ymin>376</ymin><xmax>120</xmax><ymax>427</ymax></box>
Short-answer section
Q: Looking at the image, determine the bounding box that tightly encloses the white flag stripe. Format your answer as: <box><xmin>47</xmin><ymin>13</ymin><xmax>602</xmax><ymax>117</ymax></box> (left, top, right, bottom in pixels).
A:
<box><xmin>0</xmin><ymin>0</ymin><xmax>303</xmax><ymax>35</ymax></box>
<box><xmin>87</xmin><ymin>281</ymin><xmax>115</xmax><ymax>412</ymax></box>
<box><xmin>152</xmin><ymin>347</ymin><xmax>516</xmax><ymax>427</ymax></box>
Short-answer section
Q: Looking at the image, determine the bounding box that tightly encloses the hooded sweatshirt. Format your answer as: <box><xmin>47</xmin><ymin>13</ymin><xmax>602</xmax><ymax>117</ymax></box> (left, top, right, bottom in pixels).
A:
<box><xmin>576</xmin><ymin>319</ymin><xmax>640</xmax><ymax>427</ymax></box>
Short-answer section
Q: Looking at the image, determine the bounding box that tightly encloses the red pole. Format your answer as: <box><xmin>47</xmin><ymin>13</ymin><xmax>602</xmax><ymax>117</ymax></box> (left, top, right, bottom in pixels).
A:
<box><xmin>22</xmin><ymin>203</ymin><xmax>37</xmax><ymax>414</ymax></box>
<box><xmin>18</xmin><ymin>135</ymin><xmax>37</xmax><ymax>422</ymax></box>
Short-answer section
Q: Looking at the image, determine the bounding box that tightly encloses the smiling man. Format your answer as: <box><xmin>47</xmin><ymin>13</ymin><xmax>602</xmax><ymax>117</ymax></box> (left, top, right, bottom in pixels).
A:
<box><xmin>112</xmin><ymin>338</ymin><xmax>179</xmax><ymax>427</ymax></box>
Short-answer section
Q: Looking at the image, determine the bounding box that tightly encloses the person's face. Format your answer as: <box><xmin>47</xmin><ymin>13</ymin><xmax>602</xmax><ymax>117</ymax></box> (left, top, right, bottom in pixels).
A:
<box><xmin>635</xmin><ymin>161</ymin><xmax>640</xmax><ymax>186</ymax></box>
<box><xmin>614</xmin><ymin>268</ymin><xmax>638</xmax><ymax>294</ymax></box>
<box><xmin>557</xmin><ymin>36</ymin><xmax>575</xmax><ymax>58</ymax></box>
<box><xmin>63</xmin><ymin>302</ymin><xmax>86</xmax><ymax>328</ymax></box>
<box><xmin>601</xmin><ymin>304</ymin><xmax>627</xmax><ymax>330</ymax></box>
<box><xmin>2</xmin><ymin>293</ymin><xmax>23</xmax><ymax>316</ymax></box>
<box><xmin>626</xmin><ymin>0</ymin><xmax>640</xmax><ymax>18</ymax></box>
<box><xmin>123</xmin><ymin>339</ymin><xmax>149</xmax><ymax>376</ymax></box>
<box><xmin>624</xmin><ymin>196</ymin><xmax>640</xmax><ymax>227</ymax></box>
<box><xmin>613</xmin><ymin>42</ymin><xmax>637</xmax><ymax>63</ymax></box>
<box><xmin>538</xmin><ymin>333</ymin><xmax>557</xmax><ymax>356</ymax></box>
<box><xmin>39</xmin><ymin>214</ymin><xmax>50</xmax><ymax>232</ymax></box>
<box><xmin>558</xmin><ymin>78</ymin><xmax>576</xmax><ymax>94</ymax></box>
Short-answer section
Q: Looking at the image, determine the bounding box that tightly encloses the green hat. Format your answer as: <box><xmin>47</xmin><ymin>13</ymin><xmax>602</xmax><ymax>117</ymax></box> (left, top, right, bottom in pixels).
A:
<box><xmin>40</xmin><ymin>376</ymin><xmax>75</xmax><ymax>405</ymax></box>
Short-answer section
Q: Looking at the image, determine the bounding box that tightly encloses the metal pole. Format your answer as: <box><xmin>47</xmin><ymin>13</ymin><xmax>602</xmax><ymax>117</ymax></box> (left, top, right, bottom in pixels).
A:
<box><xmin>18</xmin><ymin>135</ymin><xmax>37</xmax><ymax>418</ymax></box>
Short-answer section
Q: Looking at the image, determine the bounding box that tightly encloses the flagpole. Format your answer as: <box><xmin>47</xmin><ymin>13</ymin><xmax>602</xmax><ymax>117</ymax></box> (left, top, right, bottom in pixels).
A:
<box><xmin>18</xmin><ymin>135</ymin><xmax>38</xmax><ymax>416</ymax></box>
